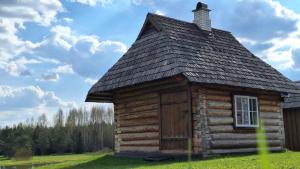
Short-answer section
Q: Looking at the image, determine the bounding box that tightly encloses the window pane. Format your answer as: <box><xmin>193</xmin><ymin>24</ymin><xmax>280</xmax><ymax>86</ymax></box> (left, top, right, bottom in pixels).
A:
<box><xmin>250</xmin><ymin>111</ymin><xmax>258</xmax><ymax>125</ymax></box>
<box><xmin>236</xmin><ymin>110</ymin><xmax>243</xmax><ymax>125</ymax></box>
<box><xmin>241</xmin><ymin>97</ymin><xmax>249</xmax><ymax>125</ymax></box>
<box><xmin>249</xmin><ymin>99</ymin><xmax>257</xmax><ymax>112</ymax></box>
<box><xmin>250</xmin><ymin>99</ymin><xmax>258</xmax><ymax>125</ymax></box>
<box><xmin>236</xmin><ymin>97</ymin><xmax>242</xmax><ymax>111</ymax></box>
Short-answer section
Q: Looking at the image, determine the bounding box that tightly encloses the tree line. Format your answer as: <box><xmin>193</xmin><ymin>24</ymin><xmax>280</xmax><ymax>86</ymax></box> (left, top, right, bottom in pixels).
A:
<box><xmin>0</xmin><ymin>106</ymin><xmax>114</xmax><ymax>158</ymax></box>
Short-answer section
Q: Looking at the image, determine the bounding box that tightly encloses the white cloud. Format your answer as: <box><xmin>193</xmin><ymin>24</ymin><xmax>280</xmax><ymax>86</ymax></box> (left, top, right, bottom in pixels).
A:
<box><xmin>36</xmin><ymin>25</ymin><xmax>127</xmax><ymax>78</ymax></box>
<box><xmin>69</xmin><ymin>0</ymin><xmax>112</xmax><ymax>7</ymax></box>
<box><xmin>0</xmin><ymin>0</ymin><xmax>64</xmax><ymax>26</ymax></box>
<box><xmin>0</xmin><ymin>85</ymin><xmax>75</xmax><ymax>127</ymax></box>
<box><xmin>37</xmin><ymin>64</ymin><xmax>74</xmax><ymax>82</ymax></box>
<box><xmin>155</xmin><ymin>10</ymin><xmax>165</xmax><ymax>16</ymax></box>
<box><xmin>85</xmin><ymin>78</ymin><xmax>97</xmax><ymax>85</ymax></box>
<box><xmin>62</xmin><ymin>17</ymin><xmax>73</xmax><ymax>23</ymax></box>
<box><xmin>0</xmin><ymin>85</ymin><xmax>74</xmax><ymax>110</ymax></box>
<box><xmin>36</xmin><ymin>57</ymin><xmax>61</xmax><ymax>65</ymax></box>
<box><xmin>219</xmin><ymin>0</ymin><xmax>300</xmax><ymax>71</ymax></box>
<box><xmin>0</xmin><ymin>1</ymin><xmax>125</xmax><ymax>81</ymax></box>
<box><xmin>50</xmin><ymin>25</ymin><xmax>76</xmax><ymax>50</ymax></box>
<box><xmin>38</xmin><ymin>73</ymin><xmax>60</xmax><ymax>82</ymax></box>
<box><xmin>0</xmin><ymin>57</ymin><xmax>41</xmax><ymax>76</ymax></box>
<box><xmin>0</xmin><ymin>0</ymin><xmax>64</xmax><ymax>76</ymax></box>
<box><xmin>52</xmin><ymin>64</ymin><xmax>74</xmax><ymax>74</ymax></box>
<box><xmin>49</xmin><ymin>25</ymin><xmax>127</xmax><ymax>54</ymax></box>
<box><xmin>131</xmin><ymin>0</ymin><xmax>143</xmax><ymax>6</ymax></box>
<box><xmin>69</xmin><ymin>0</ymin><xmax>144</xmax><ymax>7</ymax></box>
<box><xmin>259</xmin><ymin>0</ymin><xmax>300</xmax><ymax>70</ymax></box>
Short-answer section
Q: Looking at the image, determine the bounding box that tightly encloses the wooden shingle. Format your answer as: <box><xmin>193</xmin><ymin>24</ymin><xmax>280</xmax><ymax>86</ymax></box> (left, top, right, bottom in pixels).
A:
<box><xmin>86</xmin><ymin>13</ymin><xmax>300</xmax><ymax>102</ymax></box>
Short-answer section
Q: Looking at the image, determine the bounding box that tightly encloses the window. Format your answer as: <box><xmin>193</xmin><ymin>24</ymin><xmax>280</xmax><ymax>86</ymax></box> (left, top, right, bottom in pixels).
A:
<box><xmin>234</xmin><ymin>95</ymin><xmax>259</xmax><ymax>127</ymax></box>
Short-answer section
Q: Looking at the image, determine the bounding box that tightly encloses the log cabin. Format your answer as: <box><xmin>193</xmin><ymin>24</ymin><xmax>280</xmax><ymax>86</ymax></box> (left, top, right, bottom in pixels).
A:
<box><xmin>86</xmin><ymin>2</ymin><xmax>300</xmax><ymax>157</ymax></box>
<box><xmin>283</xmin><ymin>81</ymin><xmax>300</xmax><ymax>151</ymax></box>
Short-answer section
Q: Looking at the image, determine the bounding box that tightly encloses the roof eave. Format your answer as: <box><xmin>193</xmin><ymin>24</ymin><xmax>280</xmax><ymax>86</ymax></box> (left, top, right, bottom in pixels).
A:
<box><xmin>85</xmin><ymin>92</ymin><xmax>114</xmax><ymax>103</ymax></box>
<box><xmin>183</xmin><ymin>75</ymin><xmax>300</xmax><ymax>94</ymax></box>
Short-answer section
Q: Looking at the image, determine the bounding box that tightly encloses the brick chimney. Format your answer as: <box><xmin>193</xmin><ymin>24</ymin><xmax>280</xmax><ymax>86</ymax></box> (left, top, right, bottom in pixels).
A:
<box><xmin>193</xmin><ymin>2</ymin><xmax>211</xmax><ymax>31</ymax></box>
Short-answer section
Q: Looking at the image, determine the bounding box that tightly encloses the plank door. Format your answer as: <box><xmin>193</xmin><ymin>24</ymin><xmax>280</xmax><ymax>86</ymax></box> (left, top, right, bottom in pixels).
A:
<box><xmin>160</xmin><ymin>91</ymin><xmax>189</xmax><ymax>150</ymax></box>
<box><xmin>283</xmin><ymin>108</ymin><xmax>300</xmax><ymax>151</ymax></box>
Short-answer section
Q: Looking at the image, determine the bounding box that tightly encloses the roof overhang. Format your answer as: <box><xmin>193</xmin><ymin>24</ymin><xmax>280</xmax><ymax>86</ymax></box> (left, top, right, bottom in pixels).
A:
<box><xmin>85</xmin><ymin>92</ymin><xmax>114</xmax><ymax>103</ymax></box>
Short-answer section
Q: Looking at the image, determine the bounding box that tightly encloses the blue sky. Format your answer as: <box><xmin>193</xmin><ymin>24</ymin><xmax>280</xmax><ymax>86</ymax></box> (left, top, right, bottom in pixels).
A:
<box><xmin>0</xmin><ymin>0</ymin><xmax>300</xmax><ymax>126</ymax></box>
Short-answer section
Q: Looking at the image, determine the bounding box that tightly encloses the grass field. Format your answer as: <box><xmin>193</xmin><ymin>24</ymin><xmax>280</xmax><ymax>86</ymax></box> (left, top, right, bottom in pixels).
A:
<box><xmin>0</xmin><ymin>151</ymin><xmax>300</xmax><ymax>169</ymax></box>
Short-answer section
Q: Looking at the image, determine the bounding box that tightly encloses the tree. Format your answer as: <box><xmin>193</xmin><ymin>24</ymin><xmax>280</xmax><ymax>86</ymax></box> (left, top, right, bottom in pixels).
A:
<box><xmin>54</xmin><ymin>109</ymin><xmax>64</xmax><ymax>128</ymax></box>
<box><xmin>37</xmin><ymin>114</ymin><xmax>48</xmax><ymax>127</ymax></box>
<box><xmin>32</xmin><ymin>126</ymin><xmax>50</xmax><ymax>155</ymax></box>
<box><xmin>0</xmin><ymin>106</ymin><xmax>115</xmax><ymax>157</ymax></box>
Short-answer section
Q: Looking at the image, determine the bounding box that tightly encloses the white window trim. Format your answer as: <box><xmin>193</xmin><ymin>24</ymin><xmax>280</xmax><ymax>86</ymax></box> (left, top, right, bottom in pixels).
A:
<box><xmin>234</xmin><ymin>95</ymin><xmax>259</xmax><ymax>128</ymax></box>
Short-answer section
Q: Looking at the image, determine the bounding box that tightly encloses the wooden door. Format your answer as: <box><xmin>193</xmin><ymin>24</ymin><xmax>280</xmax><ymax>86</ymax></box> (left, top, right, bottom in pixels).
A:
<box><xmin>283</xmin><ymin>108</ymin><xmax>300</xmax><ymax>151</ymax></box>
<box><xmin>160</xmin><ymin>91</ymin><xmax>189</xmax><ymax>150</ymax></box>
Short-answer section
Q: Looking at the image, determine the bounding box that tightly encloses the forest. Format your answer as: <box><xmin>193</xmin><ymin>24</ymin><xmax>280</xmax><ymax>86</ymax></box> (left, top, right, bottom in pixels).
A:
<box><xmin>0</xmin><ymin>106</ymin><xmax>114</xmax><ymax>158</ymax></box>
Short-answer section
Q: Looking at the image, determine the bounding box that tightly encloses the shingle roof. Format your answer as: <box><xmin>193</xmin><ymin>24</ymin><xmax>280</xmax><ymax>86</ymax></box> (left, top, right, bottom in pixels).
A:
<box><xmin>86</xmin><ymin>13</ymin><xmax>300</xmax><ymax>101</ymax></box>
<box><xmin>284</xmin><ymin>81</ymin><xmax>300</xmax><ymax>109</ymax></box>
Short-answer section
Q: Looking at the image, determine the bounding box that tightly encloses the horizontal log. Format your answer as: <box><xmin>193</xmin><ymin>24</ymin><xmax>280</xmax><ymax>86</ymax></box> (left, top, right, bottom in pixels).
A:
<box><xmin>117</xmin><ymin>125</ymin><xmax>159</xmax><ymax>134</ymax></box>
<box><xmin>206</xmin><ymin>95</ymin><xmax>231</xmax><ymax>102</ymax></box>
<box><xmin>260</xmin><ymin>100</ymin><xmax>281</xmax><ymax>106</ymax></box>
<box><xmin>120</xmin><ymin>140</ymin><xmax>159</xmax><ymax>146</ymax></box>
<box><xmin>118</xmin><ymin>117</ymin><xmax>158</xmax><ymax>127</ymax></box>
<box><xmin>209</xmin><ymin>125</ymin><xmax>234</xmax><ymax>133</ymax></box>
<box><xmin>209</xmin><ymin>146</ymin><xmax>283</xmax><ymax>154</ymax></box>
<box><xmin>205</xmin><ymin>89</ymin><xmax>230</xmax><ymax>96</ymax></box>
<box><xmin>209</xmin><ymin>125</ymin><xmax>281</xmax><ymax>133</ymax></box>
<box><xmin>259</xmin><ymin>95</ymin><xmax>281</xmax><ymax>101</ymax></box>
<box><xmin>261</xmin><ymin>118</ymin><xmax>282</xmax><ymax>126</ymax></box>
<box><xmin>260</xmin><ymin>112</ymin><xmax>282</xmax><ymax>119</ymax></box>
<box><xmin>211</xmin><ymin>140</ymin><xmax>281</xmax><ymax>149</ymax></box>
<box><xmin>208</xmin><ymin>117</ymin><xmax>234</xmax><ymax>125</ymax></box>
<box><xmin>117</xmin><ymin>104</ymin><xmax>159</xmax><ymax>114</ymax></box>
<box><xmin>264</xmin><ymin>125</ymin><xmax>281</xmax><ymax>132</ymax></box>
<box><xmin>260</xmin><ymin>105</ymin><xmax>281</xmax><ymax>113</ymax></box>
<box><xmin>119</xmin><ymin>132</ymin><xmax>159</xmax><ymax>141</ymax></box>
<box><xmin>210</xmin><ymin>133</ymin><xmax>282</xmax><ymax>140</ymax></box>
<box><xmin>207</xmin><ymin>109</ymin><xmax>232</xmax><ymax>117</ymax></box>
<box><xmin>116</xmin><ymin>97</ymin><xmax>159</xmax><ymax>109</ymax></box>
<box><xmin>117</xmin><ymin>110</ymin><xmax>158</xmax><ymax>120</ymax></box>
<box><xmin>119</xmin><ymin>146</ymin><xmax>159</xmax><ymax>152</ymax></box>
<box><xmin>115</xmin><ymin>93</ymin><xmax>159</xmax><ymax>103</ymax></box>
<box><xmin>207</xmin><ymin>101</ymin><xmax>232</xmax><ymax>110</ymax></box>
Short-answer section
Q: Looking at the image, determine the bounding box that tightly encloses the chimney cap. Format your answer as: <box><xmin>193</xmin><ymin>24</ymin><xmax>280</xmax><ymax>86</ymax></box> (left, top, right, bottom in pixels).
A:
<box><xmin>193</xmin><ymin>2</ymin><xmax>210</xmax><ymax>12</ymax></box>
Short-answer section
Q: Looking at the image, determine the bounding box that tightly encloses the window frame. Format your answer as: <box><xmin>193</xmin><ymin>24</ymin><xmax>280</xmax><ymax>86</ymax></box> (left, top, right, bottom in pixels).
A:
<box><xmin>234</xmin><ymin>95</ymin><xmax>259</xmax><ymax>128</ymax></box>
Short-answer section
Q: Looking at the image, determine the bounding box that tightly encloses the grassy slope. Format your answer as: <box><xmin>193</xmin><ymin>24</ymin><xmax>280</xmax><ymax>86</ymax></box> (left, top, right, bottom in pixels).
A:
<box><xmin>0</xmin><ymin>151</ymin><xmax>300</xmax><ymax>169</ymax></box>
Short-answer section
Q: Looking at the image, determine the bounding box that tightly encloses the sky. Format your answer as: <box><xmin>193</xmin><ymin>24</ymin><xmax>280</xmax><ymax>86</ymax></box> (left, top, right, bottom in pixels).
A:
<box><xmin>0</xmin><ymin>0</ymin><xmax>300</xmax><ymax>126</ymax></box>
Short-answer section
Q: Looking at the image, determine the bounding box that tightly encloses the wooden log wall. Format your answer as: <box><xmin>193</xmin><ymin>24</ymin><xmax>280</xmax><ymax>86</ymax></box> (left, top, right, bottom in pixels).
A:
<box><xmin>192</xmin><ymin>86</ymin><xmax>285</xmax><ymax>155</ymax></box>
<box><xmin>114</xmin><ymin>92</ymin><xmax>160</xmax><ymax>153</ymax></box>
<box><xmin>113</xmin><ymin>77</ymin><xmax>188</xmax><ymax>154</ymax></box>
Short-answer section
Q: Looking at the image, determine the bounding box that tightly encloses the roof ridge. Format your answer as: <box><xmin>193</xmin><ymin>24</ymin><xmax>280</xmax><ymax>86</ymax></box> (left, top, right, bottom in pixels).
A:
<box><xmin>147</xmin><ymin>12</ymin><xmax>192</xmax><ymax>25</ymax></box>
<box><xmin>147</xmin><ymin>12</ymin><xmax>231</xmax><ymax>33</ymax></box>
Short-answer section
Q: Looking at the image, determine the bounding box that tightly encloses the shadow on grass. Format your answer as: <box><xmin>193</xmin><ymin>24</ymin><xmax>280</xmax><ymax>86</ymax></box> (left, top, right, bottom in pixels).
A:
<box><xmin>61</xmin><ymin>151</ymin><xmax>288</xmax><ymax>169</ymax></box>
<box><xmin>61</xmin><ymin>154</ymin><xmax>164</xmax><ymax>169</ymax></box>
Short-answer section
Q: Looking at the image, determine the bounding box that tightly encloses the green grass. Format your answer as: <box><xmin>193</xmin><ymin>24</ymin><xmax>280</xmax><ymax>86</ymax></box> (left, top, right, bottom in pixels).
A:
<box><xmin>0</xmin><ymin>151</ymin><xmax>300</xmax><ymax>169</ymax></box>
